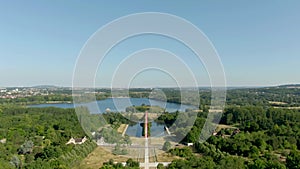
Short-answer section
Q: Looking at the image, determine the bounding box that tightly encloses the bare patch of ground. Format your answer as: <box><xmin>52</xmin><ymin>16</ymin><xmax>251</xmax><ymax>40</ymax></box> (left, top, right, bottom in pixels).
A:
<box><xmin>273</xmin><ymin>106</ymin><xmax>300</xmax><ymax>109</ymax></box>
<box><xmin>215</xmin><ymin>124</ymin><xmax>237</xmax><ymax>132</ymax></box>
<box><xmin>269</xmin><ymin>101</ymin><xmax>288</xmax><ymax>105</ymax></box>
<box><xmin>74</xmin><ymin>147</ymin><xmax>128</xmax><ymax>169</ymax></box>
<box><xmin>117</xmin><ymin>124</ymin><xmax>127</xmax><ymax>133</ymax></box>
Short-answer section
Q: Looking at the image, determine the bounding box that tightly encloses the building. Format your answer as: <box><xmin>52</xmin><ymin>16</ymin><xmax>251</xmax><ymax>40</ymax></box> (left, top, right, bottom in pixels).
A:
<box><xmin>66</xmin><ymin>136</ymin><xmax>87</xmax><ymax>145</ymax></box>
<box><xmin>0</xmin><ymin>138</ymin><xmax>6</xmax><ymax>144</ymax></box>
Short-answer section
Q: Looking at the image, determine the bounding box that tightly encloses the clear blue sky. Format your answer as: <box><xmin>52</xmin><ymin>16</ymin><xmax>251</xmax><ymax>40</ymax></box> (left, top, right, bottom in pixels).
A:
<box><xmin>0</xmin><ymin>1</ymin><xmax>299</xmax><ymax>87</ymax></box>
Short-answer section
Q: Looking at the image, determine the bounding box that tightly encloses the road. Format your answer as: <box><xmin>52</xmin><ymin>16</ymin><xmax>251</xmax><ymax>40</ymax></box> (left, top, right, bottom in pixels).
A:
<box><xmin>144</xmin><ymin>111</ymin><xmax>149</xmax><ymax>169</ymax></box>
<box><xmin>144</xmin><ymin>138</ymin><xmax>149</xmax><ymax>169</ymax></box>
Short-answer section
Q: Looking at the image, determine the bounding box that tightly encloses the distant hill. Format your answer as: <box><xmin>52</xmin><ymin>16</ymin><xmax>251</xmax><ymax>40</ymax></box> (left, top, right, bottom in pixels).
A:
<box><xmin>278</xmin><ymin>84</ymin><xmax>300</xmax><ymax>88</ymax></box>
<box><xmin>31</xmin><ymin>85</ymin><xmax>59</xmax><ymax>88</ymax></box>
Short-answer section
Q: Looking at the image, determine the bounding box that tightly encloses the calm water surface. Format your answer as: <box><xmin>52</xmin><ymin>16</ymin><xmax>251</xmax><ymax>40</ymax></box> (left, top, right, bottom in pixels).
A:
<box><xmin>29</xmin><ymin>98</ymin><xmax>195</xmax><ymax>113</ymax></box>
<box><xmin>30</xmin><ymin>98</ymin><xmax>195</xmax><ymax>137</ymax></box>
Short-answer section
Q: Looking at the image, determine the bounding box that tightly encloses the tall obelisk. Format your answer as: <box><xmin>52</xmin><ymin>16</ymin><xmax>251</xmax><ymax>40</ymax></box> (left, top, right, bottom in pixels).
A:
<box><xmin>145</xmin><ymin>111</ymin><xmax>148</xmax><ymax>138</ymax></box>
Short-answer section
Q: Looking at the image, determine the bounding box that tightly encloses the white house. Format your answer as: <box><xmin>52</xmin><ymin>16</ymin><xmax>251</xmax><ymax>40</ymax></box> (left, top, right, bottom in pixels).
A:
<box><xmin>0</xmin><ymin>138</ymin><xmax>6</xmax><ymax>144</ymax></box>
<box><xmin>66</xmin><ymin>136</ymin><xmax>87</xmax><ymax>145</ymax></box>
<box><xmin>187</xmin><ymin>143</ymin><xmax>193</xmax><ymax>146</ymax></box>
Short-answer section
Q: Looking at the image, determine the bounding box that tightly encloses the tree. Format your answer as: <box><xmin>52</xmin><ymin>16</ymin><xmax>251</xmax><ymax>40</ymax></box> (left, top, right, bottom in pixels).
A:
<box><xmin>286</xmin><ymin>151</ymin><xmax>300</xmax><ymax>169</ymax></box>
<box><xmin>266</xmin><ymin>160</ymin><xmax>286</xmax><ymax>169</ymax></box>
<box><xmin>0</xmin><ymin>158</ymin><xmax>14</xmax><ymax>169</ymax></box>
<box><xmin>18</xmin><ymin>140</ymin><xmax>34</xmax><ymax>154</ymax></box>
<box><xmin>162</xmin><ymin>141</ymin><xmax>171</xmax><ymax>151</ymax></box>
<box><xmin>25</xmin><ymin>154</ymin><xmax>34</xmax><ymax>163</ymax></box>
<box><xmin>249</xmin><ymin>146</ymin><xmax>260</xmax><ymax>158</ymax></box>
<box><xmin>219</xmin><ymin>156</ymin><xmax>245</xmax><ymax>169</ymax></box>
<box><xmin>157</xmin><ymin>163</ymin><xmax>165</xmax><ymax>169</ymax></box>
<box><xmin>10</xmin><ymin>155</ymin><xmax>20</xmax><ymax>169</ymax></box>
<box><xmin>226</xmin><ymin>113</ymin><xmax>233</xmax><ymax>125</ymax></box>
<box><xmin>124</xmin><ymin>135</ymin><xmax>132</xmax><ymax>146</ymax></box>
<box><xmin>248</xmin><ymin>159</ymin><xmax>266</xmax><ymax>169</ymax></box>
<box><xmin>126</xmin><ymin>158</ymin><xmax>139</xmax><ymax>167</ymax></box>
<box><xmin>125</xmin><ymin>106</ymin><xmax>136</xmax><ymax>113</ymax></box>
<box><xmin>112</xmin><ymin>143</ymin><xmax>127</xmax><ymax>155</ymax></box>
<box><xmin>185</xmin><ymin>126</ymin><xmax>200</xmax><ymax>143</ymax></box>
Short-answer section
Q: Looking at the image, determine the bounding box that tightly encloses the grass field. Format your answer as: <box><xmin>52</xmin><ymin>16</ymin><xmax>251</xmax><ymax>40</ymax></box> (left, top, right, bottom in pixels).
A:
<box><xmin>156</xmin><ymin>151</ymin><xmax>181</xmax><ymax>162</ymax></box>
<box><xmin>74</xmin><ymin>146</ymin><xmax>129</xmax><ymax>169</ymax></box>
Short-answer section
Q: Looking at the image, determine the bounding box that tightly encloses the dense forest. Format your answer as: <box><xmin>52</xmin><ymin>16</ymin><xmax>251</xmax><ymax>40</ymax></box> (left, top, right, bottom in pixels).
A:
<box><xmin>155</xmin><ymin>105</ymin><xmax>300</xmax><ymax>168</ymax></box>
<box><xmin>0</xmin><ymin>106</ymin><xmax>96</xmax><ymax>169</ymax></box>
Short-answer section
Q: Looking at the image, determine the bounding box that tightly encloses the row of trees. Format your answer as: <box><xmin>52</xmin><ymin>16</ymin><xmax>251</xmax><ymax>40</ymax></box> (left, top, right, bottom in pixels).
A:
<box><xmin>0</xmin><ymin>94</ymin><xmax>73</xmax><ymax>105</ymax></box>
<box><xmin>101</xmin><ymin>159</ymin><xmax>139</xmax><ymax>169</ymax></box>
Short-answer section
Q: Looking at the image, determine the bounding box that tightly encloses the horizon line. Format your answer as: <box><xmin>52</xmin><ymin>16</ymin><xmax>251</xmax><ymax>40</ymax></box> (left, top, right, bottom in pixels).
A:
<box><xmin>1</xmin><ymin>83</ymin><xmax>300</xmax><ymax>89</ymax></box>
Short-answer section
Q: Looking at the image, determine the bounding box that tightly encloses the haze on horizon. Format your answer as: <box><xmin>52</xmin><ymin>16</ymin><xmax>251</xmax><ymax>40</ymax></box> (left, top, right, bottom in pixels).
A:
<box><xmin>0</xmin><ymin>1</ymin><xmax>299</xmax><ymax>88</ymax></box>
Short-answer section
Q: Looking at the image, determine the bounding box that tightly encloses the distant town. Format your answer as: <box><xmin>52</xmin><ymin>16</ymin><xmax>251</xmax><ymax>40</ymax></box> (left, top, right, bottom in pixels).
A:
<box><xmin>0</xmin><ymin>87</ymin><xmax>50</xmax><ymax>99</ymax></box>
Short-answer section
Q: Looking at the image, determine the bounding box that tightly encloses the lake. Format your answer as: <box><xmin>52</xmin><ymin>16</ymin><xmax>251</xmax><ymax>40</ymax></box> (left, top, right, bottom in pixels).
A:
<box><xmin>29</xmin><ymin>98</ymin><xmax>196</xmax><ymax>137</ymax></box>
<box><xmin>29</xmin><ymin>97</ymin><xmax>195</xmax><ymax>113</ymax></box>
